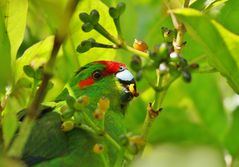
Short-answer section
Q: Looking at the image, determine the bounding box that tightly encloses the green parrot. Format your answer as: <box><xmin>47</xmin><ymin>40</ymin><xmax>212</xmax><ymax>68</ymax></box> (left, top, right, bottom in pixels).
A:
<box><xmin>21</xmin><ymin>60</ymin><xmax>138</xmax><ymax>167</ymax></box>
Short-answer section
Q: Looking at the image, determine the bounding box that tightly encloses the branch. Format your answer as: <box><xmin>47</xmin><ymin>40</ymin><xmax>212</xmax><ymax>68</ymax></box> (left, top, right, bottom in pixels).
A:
<box><xmin>168</xmin><ymin>0</ymin><xmax>190</xmax><ymax>54</ymax></box>
<box><xmin>7</xmin><ymin>0</ymin><xmax>80</xmax><ymax>158</ymax></box>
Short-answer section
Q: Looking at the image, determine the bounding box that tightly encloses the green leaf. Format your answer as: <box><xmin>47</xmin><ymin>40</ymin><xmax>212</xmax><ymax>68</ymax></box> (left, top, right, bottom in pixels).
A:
<box><xmin>224</xmin><ymin>107</ymin><xmax>239</xmax><ymax>157</ymax></box>
<box><xmin>173</xmin><ymin>8</ymin><xmax>239</xmax><ymax>94</ymax></box>
<box><xmin>185</xmin><ymin>74</ymin><xmax>227</xmax><ymax>141</ymax></box>
<box><xmin>2</xmin><ymin>99</ymin><xmax>19</xmax><ymax>148</ymax></box>
<box><xmin>68</xmin><ymin>0</ymin><xmax>117</xmax><ymax>65</ymax></box>
<box><xmin>23</xmin><ymin>65</ymin><xmax>35</xmax><ymax>78</ymax></box>
<box><xmin>146</xmin><ymin>74</ymin><xmax>227</xmax><ymax>145</ymax></box>
<box><xmin>214</xmin><ymin>0</ymin><xmax>239</xmax><ymax>34</ymax></box>
<box><xmin>148</xmin><ymin>107</ymin><xmax>217</xmax><ymax>145</ymax></box>
<box><xmin>0</xmin><ymin>11</ymin><xmax>11</xmax><ymax>93</ymax></box>
<box><xmin>16</xmin><ymin>36</ymin><xmax>54</xmax><ymax>82</ymax></box>
<box><xmin>0</xmin><ymin>0</ymin><xmax>28</xmax><ymax>62</ymax></box>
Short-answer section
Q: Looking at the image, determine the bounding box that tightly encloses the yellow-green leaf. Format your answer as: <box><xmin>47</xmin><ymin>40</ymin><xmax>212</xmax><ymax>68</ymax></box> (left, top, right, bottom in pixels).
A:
<box><xmin>173</xmin><ymin>8</ymin><xmax>239</xmax><ymax>94</ymax></box>
<box><xmin>0</xmin><ymin>11</ymin><xmax>11</xmax><ymax>93</ymax></box>
<box><xmin>0</xmin><ymin>0</ymin><xmax>28</xmax><ymax>61</ymax></box>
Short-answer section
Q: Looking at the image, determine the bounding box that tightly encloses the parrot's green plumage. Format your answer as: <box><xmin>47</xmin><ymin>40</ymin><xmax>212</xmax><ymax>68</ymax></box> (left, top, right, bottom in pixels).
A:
<box><xmin>21</xmin><ymin>61</ymin><xmax>137</xmax><ymax>167</ymax></box>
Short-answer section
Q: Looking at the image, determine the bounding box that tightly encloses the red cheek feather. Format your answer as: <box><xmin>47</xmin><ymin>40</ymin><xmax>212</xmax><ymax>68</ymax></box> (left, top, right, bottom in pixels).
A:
<box><xmin>79</xmin><ymin>77</ymin><xmax>95</xmax><ymax>89</ymax></box>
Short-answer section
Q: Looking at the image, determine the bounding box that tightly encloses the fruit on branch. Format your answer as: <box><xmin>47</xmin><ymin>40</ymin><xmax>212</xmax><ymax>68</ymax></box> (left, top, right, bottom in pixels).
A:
<box><xmin>130</xmin><ymin>55</ymin><xmax>142</xmax><ymax>72</ymax></box>
<box><xmin>182</xmin><ymin>70</ymin><xmax>192</xmax><ymax>83</ymax></box>
<box><xmin>169</xmin><ymin>52</ymin><xmax>180</xmax><ymax>63</ymax></box>
<box><xmin>133</xmin><ymin>39</ymin><xmax>148</xmax><ymax>52</ymax></box>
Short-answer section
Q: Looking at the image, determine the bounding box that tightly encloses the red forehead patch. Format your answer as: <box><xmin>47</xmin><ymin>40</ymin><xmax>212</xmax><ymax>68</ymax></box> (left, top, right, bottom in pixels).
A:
<box><xmin>96</xmin><ymin>61</ymin><xmax>126</xmax><ymax>74</ymax></box>
<box><xmin>78</xmin><ymin>61</ymin><xmax>126</xmax><ymax>89</ymax></box>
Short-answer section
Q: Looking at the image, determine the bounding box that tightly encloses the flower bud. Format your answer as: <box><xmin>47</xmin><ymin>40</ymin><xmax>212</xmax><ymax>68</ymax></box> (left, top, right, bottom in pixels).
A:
<box><xmin>93</xmin><ymin>144</ymin><xmax>104</xmax><ymax>154</ymax></box>
<box><xmin>77</xmin><ymin>39</ymin><xmax>93</xmax><ymax>53</ymax></box>
<box><xmin>82</xmin><ymin>22</ymin><xmax>93</xmax><ymax>32</ymax></box>
<box><xmin>90</xmin><ymin>10</ymin><xmax>100</xmax><ymax>25</ymax></box>
<box><xmin>109</xmin><ymin>7</ymin><xmax>119</xmax><ymax>19</ymax></box>
<box><xmin>117</xmin><ymin>2</ymin><xmax>126</xmax><ymax>15</ymax></box>
<box><xmin>98</xmin><ymin>97</ymin><xmax>110</xmax><ymax>112</ymax></box>
<box><xmin>79</xmin><ymin>13</ymin><xmax>90</xmax><ymax>23</ymax></box>
<box><xmin>76</xmin><ymin>95</ymin><xmax>89</xmax><ymax>106</ymax></box>
<box><xmin>93</xmin><ymin>109</ymin><xmax>104</xmax><ymax>120</ymax></box>
<box><xmin>61</xmin><ymin>120</ymin><xmax>74</xmax><ymax>132</ymax></box>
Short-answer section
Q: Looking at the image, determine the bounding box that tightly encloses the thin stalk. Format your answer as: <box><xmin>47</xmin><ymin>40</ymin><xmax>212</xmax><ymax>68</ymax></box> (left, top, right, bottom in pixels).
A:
<box><xmin>94</xmin><ymin>23</ymin><xmax>121</xmax><ymax>45</ymax></box>
<box><xmin>189</xmin><ymin>55</ymin><xmax>207</xmax><ymax>64</ymax></box>
<box><xmin>152</xmin><ymin>72</ymin><xmax>163</xmax><ymax>111</ymax></box>
<box><xmin>113</xmin><ymin>18</ymin><xmax>123</xmax><ymax>39</ymax></box>
<box><xmin>142</xmin><ymin>73</ymin><xmax>163</xmax><ymax>138</ymax></box>
<box><xmin>194</xmin><ymin>67</ymin><xmax>217</xmax><ymax>73</ymax></box>
<box><xmin>123</xmin><ymin>45</ymin><xmax>150</xmax><ymax>60</ymax></box>
<box><xmin>113</xmin><ymin>149</ymin><xmax>124</xmax><ymax>167</ymax></box>
<box><xmin>93</xmin><ymin>42</ymin><xmax>117</xmax><ymax>49</ymax></box>
<box><xmin>100</xmin><ymin>153</ymin><xmax>109</xmax><ymax>167</ymax></box>
<box><xmin>7</xmin><ymin>117</ymin><xmax>35</xmax><ymax>157</ymax></box>
<box><xmin>168</xmin><ymin>0</ymin><xmax>190</xmax><ymax>54</ymax></box>
<box><xmin>184</xmin><ymin>0</ymin><xmax>190</xmax><ymax>7</ymax></box>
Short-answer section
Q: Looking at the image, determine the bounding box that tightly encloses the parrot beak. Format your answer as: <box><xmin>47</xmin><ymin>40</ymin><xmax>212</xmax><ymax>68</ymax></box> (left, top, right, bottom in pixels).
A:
<box><xmin>116</xmin><ymin>67</ymin><xmax>139</xmax><ymax>100</ymax></box>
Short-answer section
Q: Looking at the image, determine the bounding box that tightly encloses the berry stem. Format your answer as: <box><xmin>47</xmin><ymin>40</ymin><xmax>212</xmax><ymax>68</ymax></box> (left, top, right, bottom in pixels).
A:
<box><xmin>93</xmin><ymin>42</ymin><xmax>117</xmax><ymax>49</ymax></box>
<box><xmin>94</xmin><ymin>23</ymin><xmax>121</xmax><ymax>45</ymax></box>
<box><xmin>123</xmin><ymin>45</ymin><xmax>150</xmax><ymax>60</ymax></box>
<box><xmin>113</xmin><ymin>18</ymin><xmax>123</xmax><ymax>39</ymax></box>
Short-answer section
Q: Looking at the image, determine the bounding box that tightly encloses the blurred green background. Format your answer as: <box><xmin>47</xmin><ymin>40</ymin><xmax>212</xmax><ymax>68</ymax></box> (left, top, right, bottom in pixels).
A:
<box><xmin>1</xmin><ymin>0</ymin><xmax>239</xmax><ymax>167</ymax></box>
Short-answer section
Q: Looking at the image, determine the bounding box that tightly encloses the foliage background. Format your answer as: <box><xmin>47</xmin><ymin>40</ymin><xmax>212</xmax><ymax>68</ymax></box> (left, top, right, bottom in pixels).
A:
<box><xmin>1</xmin><ymin>0</ymin><xmax>239</xmax><ymax>166</ymax></box>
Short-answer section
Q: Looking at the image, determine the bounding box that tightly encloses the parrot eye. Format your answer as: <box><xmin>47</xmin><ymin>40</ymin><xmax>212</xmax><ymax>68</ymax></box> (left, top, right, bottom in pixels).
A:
<box><xmin>92</xmin><ymin>70</ymin><xmax>102</xmax><ymax>80</ymax></box>
<box><xmin>119</xmin><ymin>66</ymin><xmax>125</xmax><ymax>72</ymax></box>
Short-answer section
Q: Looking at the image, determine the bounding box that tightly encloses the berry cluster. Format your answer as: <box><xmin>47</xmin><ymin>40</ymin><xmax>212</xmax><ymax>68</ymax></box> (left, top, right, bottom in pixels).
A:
<box><xmin>130</xmin><ymin>27</ymin><xmax>199</xmax><ymax>83</ymax></box>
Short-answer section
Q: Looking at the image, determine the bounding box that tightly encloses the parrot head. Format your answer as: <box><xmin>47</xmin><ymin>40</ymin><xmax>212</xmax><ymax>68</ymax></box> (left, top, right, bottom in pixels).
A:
<box><xmin>68</xmin><ymin>60</ymin><xmax>138</xmax><ymax>112</ymax></box>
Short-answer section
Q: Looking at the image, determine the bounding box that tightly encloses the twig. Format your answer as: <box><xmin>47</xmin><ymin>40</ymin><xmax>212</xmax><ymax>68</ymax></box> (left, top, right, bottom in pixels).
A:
<box><xmin>142</xmin><ymin>72</ymin><xmax>164</xmax><ymax>139</ymax></box>
<box><xmin>7</xmin><ymin>0</ymin><xmax>80</xmax><ymax>158</ymax></box>
<box><xmin>194</xmin><ymin>67</ymin><xmax>217</xmax><ymax>73</ymax></box>
<box><xmin>123</xmin><ymin>45</ymin><xmax>150</xmax><ymax>60</ymax></box>
<box><xmin>168</xmin><ymin>0</ymin><xmax>190</xmax><ymax>54</ymax></box>
<box><xmin>184</xmin><ymin>0</ymin><xmax>190</xmax><ymax>8</ymax></box>
<box><xmin>140</xmin><ymin>0</ymin><xmax>191</xmax><ymax>156</ymax></box>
